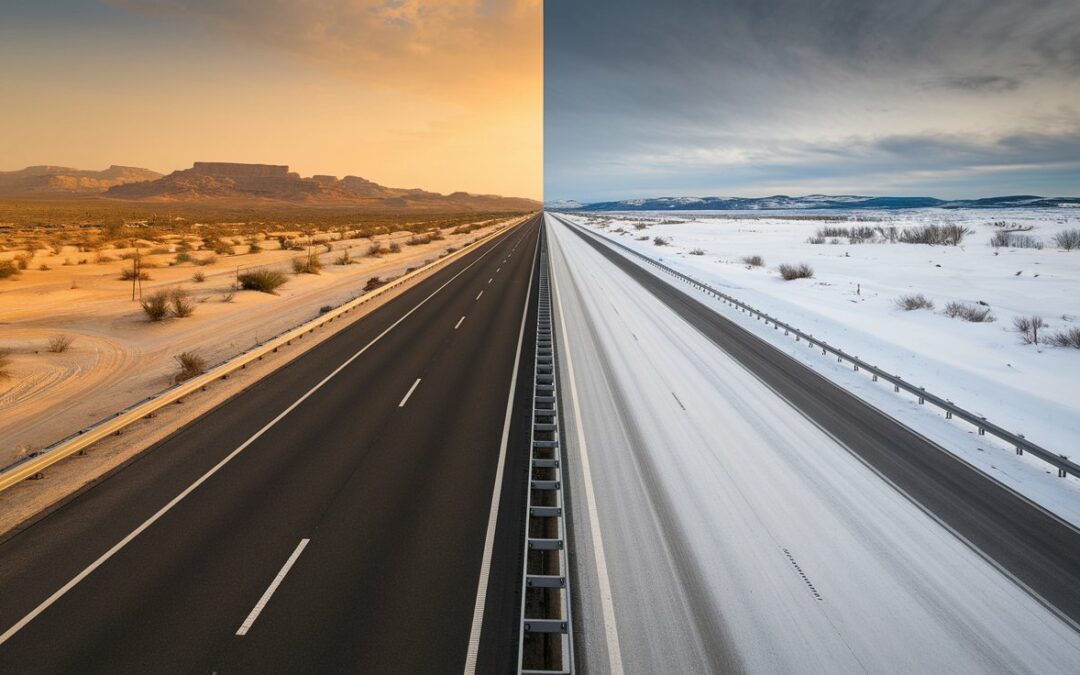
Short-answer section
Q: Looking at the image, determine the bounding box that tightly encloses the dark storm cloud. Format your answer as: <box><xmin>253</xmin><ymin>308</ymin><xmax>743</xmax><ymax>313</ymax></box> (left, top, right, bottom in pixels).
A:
<box><xmin>545</xmin><ymin>0</ymin><xmax>1080</xmax><ymax>200</ymax></box>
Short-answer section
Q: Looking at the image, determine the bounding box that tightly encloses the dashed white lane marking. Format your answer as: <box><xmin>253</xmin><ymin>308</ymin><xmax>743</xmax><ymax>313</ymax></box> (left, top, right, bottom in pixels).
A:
<box><xmin>236</xmin><ymin>538</ymin><xmax>310</xmax><ymax>636</ymax></box>
<box><xmin>398</xmin><ymin>378</ymin><xmax>422</xmax><ymax>407</ymax></box>
<box><xmin>475</xmin><ymin>290</ymin><xmax>484</xmax><ymax>301</ymax></box>
<box><xmin>488</xmin><ymin>277</ymin><xmax>493</xmax><ymax>284</ymax></box>
<box><xmin>455</xmin><ymin>315</ymin><xmax>466</xmax><ymax>330</ymax></box>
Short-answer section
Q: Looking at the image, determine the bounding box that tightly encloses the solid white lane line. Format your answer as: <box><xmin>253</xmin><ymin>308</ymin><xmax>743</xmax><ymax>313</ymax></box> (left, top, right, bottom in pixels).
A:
<box><xmin>550</xmin><ymin>234</ymin><xmax>625</xmax><ymax>674</ymax></box>
<box><xmin>463</xmin><ymin>227</ymin><xmax>539</xmax><ymax>674</ymax></box>
<box><xmin>455</xmin><ymin>316</ymin><xmax>466</xmax><ymax>330</ymax></box>
<box><xmin>0</xmin><ymin>229</ymin><xmax>513</xmax><ymax>648</ymax></box>
<box><xmin>236</xmin><ymin>538</ymin><xmax>310</xmax><ymax>636</ymax></box>
<box><xmin>475</xmin><ymin>290</ymin><xmax>484</xmax><ymax>301</ymax></box>
<box><xmin>399</xmin><ymin>378</ymin><xmax>421</xmax><ymax>407</ymax></box>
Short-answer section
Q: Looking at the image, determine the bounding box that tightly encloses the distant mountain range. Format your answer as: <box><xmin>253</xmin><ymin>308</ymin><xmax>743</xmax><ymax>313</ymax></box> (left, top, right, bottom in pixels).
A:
<box><xmin>0</xmin><ymin>165</ymin><xmax>163</xmax><ymax>195</ymax></box>
<box><xmin>549</xmin><ymin>194</ymin><xmax>1080</xmax><ymax>211</ymax></box>
<box><xmin>0</xmin><ymin>162</ymin><xmax>539</xmax><ymax>212</ymax></box>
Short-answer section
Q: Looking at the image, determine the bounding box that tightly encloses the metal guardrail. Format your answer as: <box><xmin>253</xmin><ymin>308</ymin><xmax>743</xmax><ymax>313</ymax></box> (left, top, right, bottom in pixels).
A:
<box><xmin>0</xmin><ymin>217</ymin><xmax>528</xmax><ymax>493</ymax></box>
<box><xmin>554</xmin><ymin>214</ymin><xmax>1078</xmax><ymax>480</ymax></box>
<box><xmin>518</xmin><ymin>234</ymin><xmax>574</xmax><ymax>674</ymax></box>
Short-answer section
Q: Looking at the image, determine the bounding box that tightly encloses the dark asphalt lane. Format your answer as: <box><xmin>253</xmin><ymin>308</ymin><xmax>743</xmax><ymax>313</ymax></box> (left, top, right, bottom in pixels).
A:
<box><xmin>557</xmin><ymin>215</ymin><xmax>1080</xmax><ymax>630</ymax></box>
<box><xmin>0</xmin><ymin>215</ymin><xmax>542</xmax><ymax>673</ymax></box>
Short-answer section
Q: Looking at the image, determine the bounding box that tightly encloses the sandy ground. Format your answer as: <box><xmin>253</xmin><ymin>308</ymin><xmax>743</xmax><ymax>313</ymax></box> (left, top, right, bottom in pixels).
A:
<box><xmin>0</xmin><ymin>217</ymin><xmax>516</xmax><ymax>467</ymax></box>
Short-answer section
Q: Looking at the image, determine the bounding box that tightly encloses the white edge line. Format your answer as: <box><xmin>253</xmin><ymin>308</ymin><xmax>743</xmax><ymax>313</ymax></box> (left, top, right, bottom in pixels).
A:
<box><xmin>548</xmin><ymin>217</ymin><xmax>625</xmax><ymax>674</ymax></box>
<box><xmin>236</xmin><ymin>538</ymin><xmax>310</xmax><ymax>636</ymax></box>
<box><xmin>462</xmin><ymin>221</ymin><xmax>540</xmax><ymax>674</ymax></box>
<box><xmin>399</xmin><ymin>378</ymin><xmax>422</xmax><ymax>408</ymax></box>
<box><xmin>0</xmin><ymin>230</ymin><xmax>510</xmax><ymax>648</ymax></box>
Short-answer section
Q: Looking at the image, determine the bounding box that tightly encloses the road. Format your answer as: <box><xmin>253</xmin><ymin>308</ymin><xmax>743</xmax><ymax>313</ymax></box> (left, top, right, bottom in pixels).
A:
<box><xmin>0</xmin><ymin>214</ymin><xmax>542</xmax><ymax>673</ymax></box>
<box><xmin>546</xmin><ymin>213</ymin><xmax>1080</xmax><ymax>673</ymax></box>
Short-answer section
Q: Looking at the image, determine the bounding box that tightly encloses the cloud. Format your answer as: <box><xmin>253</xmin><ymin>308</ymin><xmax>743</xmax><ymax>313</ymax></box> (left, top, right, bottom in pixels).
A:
<box><xmin>109</xmin><ymin>0</ymin><xmax>541</xmax><ymax>102</ymax></box>
<box><xmin>923</xmin><ymin>74</ymin><xmax>1022</xmax><ymax>93</ymax></box>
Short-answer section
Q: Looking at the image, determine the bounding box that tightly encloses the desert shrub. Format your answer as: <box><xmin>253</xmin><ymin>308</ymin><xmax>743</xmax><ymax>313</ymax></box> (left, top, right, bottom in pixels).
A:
<box><xmin>140</xmin><ymin>291</ymin><xmax>170</xmax><ymax>321</ymax></box>
<box><xmin>1013</xmin><ymin>315</ymin><xmax>1045</xmax><ymax>345</ymax></box>
<box><xmin>238</xmin><ymin>269</ymin><xmax>287</xmax><ymax>293</ymax></box>
<box><xmin>292</xmin><ymin>255</ymin><xmax>322</xmax><ymax>274</ymax></box>
<box><xmin>689</xmin><ymin>248</ymin><xmax>705</xmax><ymax>255</ymax></box>
<box><xmin>895</xmin><ymin>294</ymin><xmax>934</xmax><ymax>311</ymax></box>
<box><xmin>806</xmin><ymin>236</ymin><xmax>826</xmax><ymax>245</ymax></box>
<box><xmin>389</xmin><ymin>242</ymin><xmax>402</xmax><ymax>253</ymax></box>
<box><xmin>150</xmin><ymin>247</ymin><xmax>170</xmax><ymax>255</ymax></box>
<box><xmin>364</xmin><ymin>276</ymin><xmax>386</xmax><ymax>291</ymax></box>
<box><xmin>248</xmin><ymin>241</ymin><xmax>262</xmax><ymax>254</ymax></box>
<box><xmin>170</xmin><ymin>289</ymin><xmax>195</xmax><ymax>318</ymax></box>
<box><xmin>1053</xmin><ymin>229</ymin><xmax>1080</xmax><ymax>251</ymax></box>
<box><xmin>211</xmin><ymin>239</ymin><xmax>235</xmax><ymax>256</ymax></box>
<box><xmin>120</xmin><ymin>267</ymin><xmax>150</xmax><ymax>281</ymax></box>
<box><xmin>1047</xmin><ymin>327</ymin><xmax>1080</xmax><ymax>348</ymax></box>
<box><xmin>653</xmin><ymin>237</ymin><xmax>670</xmax><ymax>246</ymax></box>
<box><xmin>0</xmin><ymin>348</ymin><xmax>10</xmax><ymax>379</ymax></box>
<box><xmin>96</xmin><ymin>253</ymin><xmax>116</xmax><ymax>263</ymax></box>
<box><xmin>319</xmin><ymin>305</ymin><xmax>333</xmax><ymax>314</ymax></box>
<box><xmin>0</xmin><ymin>260</ymin><xmax>18</xmax><ymax>279</ymax></box>
<box><xmin>335</xmin><ymin>250</ymin><xmax>352</xmax><ymax>265</ymax></box>
<box><xmin>778</xmin><ymin>263</ymin><xmax>814</xmax><ymax>280</ymax></box>
<box><xmin>944</xmin><ymin>301</ymin><xmax>995</xmax><ymax>322</ymax></box>
<box><xmin>898</xmin><ymin>224</ymin><xmax>971</xmax><ymax>246</ymax></box>
<box><xmin>194</xmin><ymin>254</ymin><xmax>217</xmax><ymax>266</ymax></box>
<box><xmin>173</xmin><ymin>351</ymin><xmax>206</xmax><ymax>382</ymax></box>
<box><xmin>991</xmin><ymin>230</ymin><xmax>1043</xmax><ymax>249</ymax></box>
<box><xmin>38</xmin><ymin>264</ymin><xmax>51</xmax><ymax>271</ymax></box>
<box><xmin>634</xmin><ymin>223</ymin><xmax>648</xmax><ymax>230</ymax></box>
<box><xmin>192</xmin><ymin>270</ymin><xmax>206</xmax><ymax>283</ymax></box>
<box><xmin>408</xmin><ymin>234</ymin><xmax>434</xmax><ymax>246</ymax></box>
<box><xmin>221</xmin><ymin>286</ymin><xmax>236</xmax><ymax>303</ymax></box>
<box><xmin>175</xmin><ymin>252</ymin><xmax>193</xmax><ymax>264</ymax></box>
<box><xmin>47</xmin><ymin>334</ymin><xmax>74</xmax><ymax>353</ymax></box>
<box><xmin>367</xmin><ymin>242</ymin><xmax>383</xmax><ymax>256</ymax></box>
<box><xmin>742</xmin><ymin>255</ymin><xmax>764</xmax><ymax>267</ymax></box>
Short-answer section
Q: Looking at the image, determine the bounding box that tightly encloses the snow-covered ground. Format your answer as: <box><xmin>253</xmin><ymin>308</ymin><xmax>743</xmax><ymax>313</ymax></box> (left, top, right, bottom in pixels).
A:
<box><xmin>546</xmin><ymin>213</ymin><xmax>1080</xmax><ymax>674</ymax></box>
<box><xmin>557</xmin><ymin>208</ymin><xmax>1080</xmax><ymax>522</ymax></box>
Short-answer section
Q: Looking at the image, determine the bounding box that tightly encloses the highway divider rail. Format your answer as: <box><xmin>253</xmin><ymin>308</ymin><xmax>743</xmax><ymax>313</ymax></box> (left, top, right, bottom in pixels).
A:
<box><xmin>0</xmin><ymin>217</ymin><xmax>529</xmax><ymax>493</ymax></box>
<box><xmin>517</xmin><ymin>233</ymin><xmax>575</xmax><ymax>674</ymax></box>
<box><xmin>554</xmin><ymin>213</ymin><xmax>1078</xmax><ymax>480</ymax></box>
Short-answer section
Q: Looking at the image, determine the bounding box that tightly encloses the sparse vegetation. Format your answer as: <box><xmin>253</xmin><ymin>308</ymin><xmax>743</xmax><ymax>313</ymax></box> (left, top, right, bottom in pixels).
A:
<box><xmin>0</xmin><ymin>260</ymin><xmax>18</xmax><ymax>279</ymax></box>
<box><xmin>335</xmin><ymin>250</ymin><xmax>353</xmax><ymax>265</ymax></box>
<box><xmin>0</xmin><ymin>348</ymin><xmax>10</xmax><ymax>379</ymax></box>
<box><xmin>389</xmin><ymin>242</ymin><xmax>402</xmax><ymax>254</ymax></box>
<box><xmin>173</xmin><ymin>351</ymin><xmax>207</xmax><ymax>382</ymax></box>
<box><xmin>292</xmin><ymin>254</ymin><xmax>323</xmax><ymax>274</ymax></box>
<box><xmin>653</xmin><ymin>237</ymin><xmax>670</xmax><ymax>246</ymax></box>
<box><xmin>990</xmin><ymin>230</ymin><xmax>1043</xmax><ymax>249</ymax></box>
<box><xmin>192</xmin><ymin>270</ymin><xmax>206</xmax><ymax>283</ymax></box>
<box><xmin>689</xmin><ymin>248</ymin><xmax>705</xmax><ymax>255</ymax></box>
<box><xmin>170</xmin><ymin>289</ymin><xmax>196</xmax><ymax>317</ymax></box>
<box><xmin>364</xmin><ymin>276</ymin><xmax>386</xmax><ymax>291</ymax></box>
<box><xmin>895</xmin><ymin>294</ymin><xmax>934</xmax><ymax>311</ymax></box>
<box><xmin>140</xmin><ymin>291</ymin><xmax>170</xmax><ymax>321</ymax></box>
<box><xmin>1053</xmin><ymin>229</ymin><xmax>1080</xmax><ymax>251</ymax></box>
<box><xmin>238</xmin><ymin>269</ymin><xmax>288</xmax><ymax>293</ymax></box>
<box><xmin>897</xmin><ymin>224</ymin><xmax>971</xmax><ymax>246</ymax></box>
<box><xmin>47</xmin><ymin>334</ymin><xmax>74</xmax><ymax>353</ymax></box>
<box><xmin>943</xmin><ymin>301</ymin><xmax>995</xmax><ymax>323</ymax></box>
<box><xmin>1047</xmin><ymin>327</ymin><xmax>1080</xmax><ymax>348</ymax></box>
<box><xmin>120</xmin><ymin>266</ymin><xmax>150</xmax><ymax>281</ymax></box>
<box><xmin>1013</xmin><ymin>315</ymin><xmax>1045</xmax><ymax>345</ymax></box>
<box><xmin>742</xmin><ymin>255</ymin><xmax>764</xmax><ymax>267</ymax></box>
<box><xmin>778</xmin><ymin>263</ymin><xmax>814</xmax><ymax>280</ymax></box>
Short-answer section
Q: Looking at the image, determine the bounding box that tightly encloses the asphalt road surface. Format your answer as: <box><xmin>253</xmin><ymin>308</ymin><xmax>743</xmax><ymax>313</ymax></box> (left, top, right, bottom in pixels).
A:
<box><xmin>0</xmin><ymin>215</ymin><xmax>542</xmax><ymax>674</ymax></box>
<box><xmin>547</xmin><ymin>213</ymin><xmax>1080</xmax><ymax>673</ymax></box>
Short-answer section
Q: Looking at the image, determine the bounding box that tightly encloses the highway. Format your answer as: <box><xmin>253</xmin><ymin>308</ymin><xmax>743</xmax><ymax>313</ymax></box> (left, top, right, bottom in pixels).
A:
<box><xmin>0</xmin><ymin>215</ymin><xmax>542</xmax><ymax>673</ymax></box>
<box><xmin>546</xmin><ymin>213</ymin><xmax>1080</xmax><ymax>673</ymax></box>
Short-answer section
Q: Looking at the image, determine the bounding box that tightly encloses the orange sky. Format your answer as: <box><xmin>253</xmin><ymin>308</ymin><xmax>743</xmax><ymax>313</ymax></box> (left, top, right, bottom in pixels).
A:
<box><xmin>0</xmin><ymin>0</ymin><xmax>542</xmax><ymax>200</ymax></box>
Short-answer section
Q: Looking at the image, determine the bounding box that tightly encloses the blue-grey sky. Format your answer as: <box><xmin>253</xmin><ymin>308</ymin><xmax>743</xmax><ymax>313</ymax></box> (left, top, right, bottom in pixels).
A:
<box><xmin>544</xmin><ymin>0</ymin><xmax>1080</xmax><ymax>202</ymax></box>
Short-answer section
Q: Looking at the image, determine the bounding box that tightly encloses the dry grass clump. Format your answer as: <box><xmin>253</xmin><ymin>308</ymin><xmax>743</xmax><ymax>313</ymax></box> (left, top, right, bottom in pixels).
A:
<box><xmin>898</xmin><ymin>224</ymin><xmax>971</xmax><ymax>246</ymax></box>
<box><xmin>1047</xmin><ymin>327</ymin><xmax>1080</xmax><ymax>348</ymax></box>
<box><xmin>943</xmin><ymin>301</ymin><xmax>995</xmax><ymax>322</ymax></box>
<box><xmin>389</xmin><ymin>242</ymin><xmax>402</xmax><ymax>254</ymax></box>
<box><xmin>192</xmin><ymin>270</ymin><xmax>206</xmax><ymax>283</ymax></box>
<box><xmin>292</xmin><ymin>254</ymin><xmax>323</xmax><ymax>274</ymax></box>
<box><xmin>653</xmin><ymin>236</ymin><xmax>670</xmax><ymax>246</ymax></box>
<box><xmin>170</xmin><ymin>289</ymin><xmax>196</xmax><ymax>317</ymax></box>
<box><xmin>141</xmin><ymin>291</ymin><xmax>170</xmax><ymax>321</ymax></box>
<box><xmin>364</xmin><ymin>276</ymin><xmax>387</xmax><ymax>291</ymax></box>
<box><xmin>742</xmin><ymin>255</ymin><xmax>764</xmax><ymax>267</ymax></box>
<box><xmin>0</xmin><ymin>260</ymin><xmax>18</xmax><ymax>279</ymax></box>
<box><xmin>120</xmin><ymin>267</ymin><xmax>151</xmax><ymax>281</ymax></box>
<box><xmin>778</xmin><ymin>263</ymin><xmax>814</xmax><ymax>280</ymax></box>
<box><xmin>895</xmin><ymin>294</ymin><xmax>934</xmax><ymax>311</ymax></box>
<box><xmin>173</xmin><ymin>351</ymin><xmax>206</xmax><ymax>382</ymax></box>
<box><xmin>990</xmin><ymin>230</ymin><xmax>1043</xmax><ymax>249</ymax></box>
<box><xmin>1053</xmin><ymin>229</ymin><xmax>1080</xmax><ymax>251</ymax></box>
<box><xmin>1013</xmin><ymin>315</ymin><xmax>1045</xmax><ymax>345</ymax></box>
<box><xmin>689</xmin><ymin>248</ymin><xmax>705</xmax><ymax>255</ymax></box>
<box><xmin>238</xmin><ymin>269</ymin><xmax>287</xmax><ymax>293</ymax></box>
<box><xmin>335</xmin><ymin>250</ymin><xmax>353</xmax><ymax>265</ymax></box>
<box><xmin>193</xmin><ymin>254</ymin><xmax>217</xmax><ymax>266</ymax></box>
<box><xmin>47</xmin><ymin>334</ymin><xmax>74</xmax><ymax>353</ymax></box>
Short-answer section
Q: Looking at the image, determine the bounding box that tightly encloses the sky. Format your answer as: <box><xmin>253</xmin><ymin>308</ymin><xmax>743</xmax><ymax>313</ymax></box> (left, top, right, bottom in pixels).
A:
<box><xmin>544</xmin><ymin>0</ymin><xmax>1080</xmax><ymax>202</ymax></box>
<box><xmin>0</xmin><ymin>0</ymin><xmax>542</xmax><ymax>200</ymax></box>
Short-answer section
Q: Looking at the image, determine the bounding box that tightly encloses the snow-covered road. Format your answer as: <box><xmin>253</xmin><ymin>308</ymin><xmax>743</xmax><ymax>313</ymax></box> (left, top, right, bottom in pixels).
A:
<box><xmin>546</xmin><ymin>213</ymin><xmax>1080</xmax><ymax>673</ymax></box>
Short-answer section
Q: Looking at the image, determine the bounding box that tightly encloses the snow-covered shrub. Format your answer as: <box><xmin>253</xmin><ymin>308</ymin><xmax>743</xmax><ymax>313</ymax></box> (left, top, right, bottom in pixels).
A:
<box><xmin>899</xmin><ymin>224</ymin><xmax>971</xmax><ymax>246</ymax></box>
<box><xmin>806</xmin><ymin>236</ymin><xmax>825</xmax><ymax>245</ymax></box>
<box><xmin>895</xmin><ymin>294</ymin><xmax>934</xmax><ymax>311</ymax></box>
<box><xmin>1013</xmin><ymin>315</ymin><xmax>1045</xmax><ymax>344</ymax></box>
<box><xmin>1053</xmin><ymin>229</ymin><xmax>1080</xmax><ymax>251</ymax></box>
<box><xmin>742</xmin><ymin>255</ymin><xmax>764</xmax><ymax>267</ymax></box>
<box><xmin>778</xmin><ymin>263</ymin><xmax>814</xmax><ymax>280</ymax></box>
<box><xmin>653</xmin><ymin>237</ymin><xmax>670</xmax><ymax>246</ymax></box>
<box><xmin>991</xmin><ymin>231</ymin><xmax>1043</xmax><ymax>249</ymax></box>
<box><xmin>1047</xmin><ymin>327</ymin><xmax>1080</xmax><ymax>348</ymax></box>
<box><xmin>943</xmin><ymin>301</ymin><xmax>995</xmax><ymax>322</ymax></box>
<box><xmin>689</xmin><ymin>248</ymin><xmax>705</xmax><ymax>255</ymax></box>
